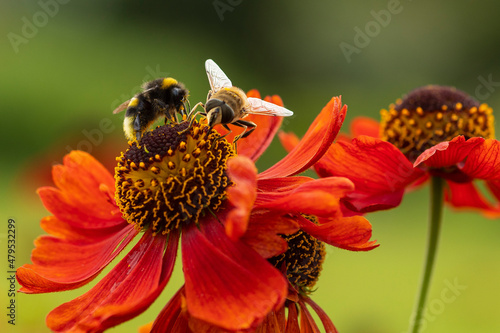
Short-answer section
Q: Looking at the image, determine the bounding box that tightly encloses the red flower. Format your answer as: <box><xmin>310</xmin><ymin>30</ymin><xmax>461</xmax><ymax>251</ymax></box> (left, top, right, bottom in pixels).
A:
<box><xmin>17</xmin><ymin>91</ymin><xmax>377</xmax><ymax>332</ymax></box>
<box><xmin>281</xmin><ymin>85</ymin><xmax>500</xmax><ymax>216</ymax></box>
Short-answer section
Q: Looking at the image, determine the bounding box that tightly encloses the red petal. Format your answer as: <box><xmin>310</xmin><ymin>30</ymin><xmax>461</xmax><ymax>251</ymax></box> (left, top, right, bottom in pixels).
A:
<box><xmin>39</xmin><ymin>215</ymin><xmax>129</xmax><ymax>244</ymax></box>
<box><xmin>286</xmin><ymin>303</ymin><xmax>300</xmax><ymax>333</ymax></box>
<box><xmin>298</xmin><ymin>215</ymin><xmax>379</xmax><ymax>251</ymax></box>
<box><xmin>315</xmin><ymin>136</ymin><xmax>424</xmax><ymax>212</ymax></box>
<box><xmin>257</xmin><ymin>176</ymin><xmax>311</xmax><ymax>192</ymax></box>
<box><xmin>445</xmin><ymin>180</ymin><xmax>500</xmax><ymax>217</ymax></box>
<box><xmin>16</xmin><ymin>223</ymin><xmax>137</xmax><ymax>293</ymax></box>
<box><xmin>241</xmin><ymin>210</ymin><xmax>299</xmax><ymax>258</ymax></box>
<box><xmin>182</xmin><ymin>218</ymin><xmax>287</xmax><ymax>331</ymax></box>
<box><xmin>39</xmin><ymin>151</ymin><xmax>121</xmax><ymax>228</ymax></box>
<box><xmin>46</xmin><ymin>231</ymin><xmax>177</xmax><ymax>332</ymax></box>
<box><xmin>350</xmin><ymin>117</ymin><xmax>381</xmax><ymax>138</ymax></box>
<box><xmin>259</xmin><ymin>97</ymin><xmax>346</xmax><ymax>179</ymax></box>
<box><xmin>226</xmin><ymin>156</ymin><xmax>258</xmax><ymax>241</ymax></box>
<box><xmin>254</xmin><ymin>310</ymin><xmax>284</xmax><ymax>333</ymax></box>
<box><xmin>413</xmin><ymin>136</ymin><xmax>485</xmax><ymax>168</ymax></box>
<box><xmin>460</xmin><ymin>139</ymin><xmax>500</xmax><ymax>180</ymax></box>
<box><xmin>302</xmin><ymin>297</ymin><xmax>338</xmax><ymax>333</ymax></box>
<box><xmin>255</xmin><ymin>177</ymin><xmax>354</xmax><ymax>218</ymax></box>
<box><xmin>151</xmin><ymin>287</ymin><xmax>184</xmax><ymax>333</ymax></box>
<box><xmin>38</xmin><ymin>186</ymin><xmax>123</xmax><ymax>229</ymax></box>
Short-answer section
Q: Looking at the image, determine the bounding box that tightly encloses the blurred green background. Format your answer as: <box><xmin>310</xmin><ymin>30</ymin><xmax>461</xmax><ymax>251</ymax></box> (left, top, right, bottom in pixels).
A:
<box><xmin>2</xmin><ymin>0</ymin><xmax>500</xmax><ymax>332</ymax></box>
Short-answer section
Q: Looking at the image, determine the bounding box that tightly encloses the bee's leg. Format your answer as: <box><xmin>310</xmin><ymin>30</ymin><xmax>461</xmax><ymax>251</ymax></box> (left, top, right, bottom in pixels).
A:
<box><xmin>232</xmin><ymin>120</ymin><xmax>257</xmax><ymax>143</ymax></box>
<box><xmin>215</xmin><ymin>124</ymin><xmax>232</xmax><ymax>141</ymax></box>
<box><xmin>186</xmin><ymin>102</ymin><xmax>204</xmax><ymax>121</ymax></box>
<box><xmin>178</xmin><ymin>110</ymin><xmax>207</xmax><ymax>135</ymax></box>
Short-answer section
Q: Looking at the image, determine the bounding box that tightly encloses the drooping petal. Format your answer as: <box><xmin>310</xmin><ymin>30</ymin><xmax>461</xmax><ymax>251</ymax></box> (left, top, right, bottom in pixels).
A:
<box><xmin>297</xmin><ymin>299</ymin><xmax>321</xmax><ymax>333</ymax></box>
<box><xmin>151</xmin><ymin>287</ymin><xmax>184</xmax><ymax>333</ymax></box>
<box><xmin>226</xmin><ymin>155</ymin><xmax>258</xmax><ymax>241</ymax></box>
<box><xmin>460</xmin><ymin>138</ymin><xmax>500</xmax><ymax>180</ymax></box>
<box><xmin>16</xmin><ymin>223</ymin><xmax>137</xmax><ymax>293</ymax></box>
<box><xmin>315</xmin><ymin>136</ymin><xmax>425</xmax><ymax>212</ymax></box>
<box><xmin>297</xmin><ymin>215</ymin><xmax>379</xmax><ymax>251</ymax></box>
<box><xmin>350</xmin><ymin>117</ymin><xmax>381</xmax><ymax>138</ymax></box>
<box><xmin>302</xmin><ymin>296</ymin><xmax>338</xmax><ymax>333</ymax></box>
<box><xmin>259</xmin><ymin>97</ymin><xmax>346</xmax><ymax>179</ymax></box>
<box><xmin>182</xmin><ymin>218</ymin><xmax>287</xmax><ymax>332</ymax></box>
<box><xmin>46</xmin><ymin>231</ymin><xmax>177</xmax><ymax>332</ymax></box>
<box><xmin>255</xmin><ymin>177</ymin><xmax>354</xmax><ymax>218</ymax></box>
<box><xmin>286</xmin><ymin>303</ymin><xmax>300</xmax><ymax>333</ymax></box>
<box><xmin>413</xmin><ymin>136</ymin><xmax>485</xmax><ymax>168</ymax></box>
<box><xmin>445</xmin><ymin>180</ymin><xmax>500</xmax><ymax>217</ymax></box>
<box><xmin>254</xmin><ymin>310</ymin><xmax>284</xmax><ymax>333</ymax></box>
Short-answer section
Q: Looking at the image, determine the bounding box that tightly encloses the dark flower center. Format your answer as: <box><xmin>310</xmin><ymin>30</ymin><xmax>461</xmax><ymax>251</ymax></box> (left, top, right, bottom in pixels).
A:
<box><xmin>115</xmin><ymin>121</ymin><xmax>234</xmax><ymax>235</ymax></box>
<box><xmin>268</xmin><ymin>216</ymin><xmax>326</xmax><ymax>293</ymax></box>
<box><xmin>380</xmin><ymin>85</ymin><xmax>495</xmax><ymax>163</ymax></box>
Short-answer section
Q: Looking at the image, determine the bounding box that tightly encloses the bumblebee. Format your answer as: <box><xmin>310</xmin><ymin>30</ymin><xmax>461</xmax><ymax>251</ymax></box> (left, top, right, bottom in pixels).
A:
<box><xmin>113</xmin><ymin>78</ymin><xmax>189</xmax><ymax>142</ymax></box>
<box><xmin>187</xmin><ymin>59</ymin><xmax>293</xmax><ymax>142</ymax></box>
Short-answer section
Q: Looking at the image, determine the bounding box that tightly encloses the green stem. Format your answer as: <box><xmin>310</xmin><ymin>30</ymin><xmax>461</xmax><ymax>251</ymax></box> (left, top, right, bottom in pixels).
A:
<box><xmin>408</xmin><ymin>176</ymin><xmax>445</xmax><ymax>333</ymax></box>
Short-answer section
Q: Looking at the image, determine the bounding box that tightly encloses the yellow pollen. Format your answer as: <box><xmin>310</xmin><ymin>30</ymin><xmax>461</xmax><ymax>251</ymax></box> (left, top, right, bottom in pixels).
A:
<box><xmin>168</xmin><ymin>161</ymin><xmax>175</xmax><ymax>169</ymax></box>
<box><xmin>425</xmin><ymin>121</ymin><xmax>433</xmax><ymax>129</ymax></box>
<box><xmin>183</xmin><ymin>154</ymin><xmax>191</xmax><ymax>162</ymax></box>
<box><xmin>416</xmin><ymin>107</ymin><xmax>424</xmax><ymax>116</ymax></box>
<box><xmin>480</xmin><ymin>103</ymin><xmax>488</xmax><ymax>112</ymax></box>
<box><xmin>402</xmin><ymin>109</ymin><xmax>410</xmax><ymax>117</ymax></box>
<box><xmin>441</xmin><ymin>105</ymin><xmax>448</xmax><ymax>111</ymax></box>
<box><xmin>155</xmin><ymin>154</ymin><xmax>161</xmax><ymax>161</ymax></box>
<box><xmin>192</xmin><ymin>148</ymin><xmax>201</xmax><ymax>157</ymax></box>
<box><xmin>451</xmin><ymin>114</ymin><xmax>458</xmax><ymax>122</ymax></box>
<box><xmin>151</xmin><ymin>166</ymin><xmax>160</xmax><ymax>174</ymax></box>
<box><xmin>456</xmin><ymin>102</ymin><xmax>463</xmax><ymax>110</ymax></box>
<box><xmin>139</xmin><ymin>162</ymin><xmax>146</xmax><ymax>169</ymax></box>
<box><xmin>179</xmin><ymin>141</ymin><xmax>187</xmax><ymax>151</ymax></box>
<box><xmin>167</xmin><ymin>149</ymin><xmax>174</xmax><ymax>156</ymax></box>
<box><xmin>193</xmin><ymin>127</ymin><xmax>200</xmax><ymax>136</ymax></box>
<box><xmin>436</xmin><ymin>112</ymin><xmax>443</xmax><ymax>121</ymax></box>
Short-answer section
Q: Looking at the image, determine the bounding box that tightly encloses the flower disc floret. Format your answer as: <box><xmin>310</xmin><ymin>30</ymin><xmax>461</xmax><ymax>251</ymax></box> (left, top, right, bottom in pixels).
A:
<box><xmin>380</xmin><ymin>85</ymin><xmax>495</xmax><ymax>162</ymax></box>
<box><xmin>115</xmin><ymin>121</ymin><xmax>234</xmax><ymax>235</ymax></box>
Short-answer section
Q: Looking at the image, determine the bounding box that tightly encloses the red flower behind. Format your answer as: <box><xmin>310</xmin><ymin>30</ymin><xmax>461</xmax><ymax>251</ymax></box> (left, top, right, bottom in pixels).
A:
<box><xmin>281</xmin><ymin>85</ymin><xmax>500</xmax><ymax>216</ymax></box>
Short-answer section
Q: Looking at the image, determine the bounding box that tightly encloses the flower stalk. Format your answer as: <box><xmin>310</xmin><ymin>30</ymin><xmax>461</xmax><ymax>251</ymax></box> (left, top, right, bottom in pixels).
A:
<box><xmin>409</xmin><ymin>176</ymin><xmax>445</xmax><ymax>333</ymax></box>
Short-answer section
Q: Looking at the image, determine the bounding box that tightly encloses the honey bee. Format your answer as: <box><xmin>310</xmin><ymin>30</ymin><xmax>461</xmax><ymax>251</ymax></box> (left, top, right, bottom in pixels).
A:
<box><xmin>187</xmin><ymin>59</ymin><xmax>293</xmax><ymax>142</ymax></box>
<box><xmin>113</xmin><ymin>78</ymin><xmax>189</xmax><ymax>142</ymax></box>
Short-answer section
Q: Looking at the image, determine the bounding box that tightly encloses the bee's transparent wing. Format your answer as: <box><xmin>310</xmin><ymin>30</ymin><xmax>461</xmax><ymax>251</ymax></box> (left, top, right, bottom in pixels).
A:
<box><xmin>205</xmin><ymin>59</ymin><xmax>232</xmax><ymax>91</ymax></box>
<box><xmin>112</xmin><ymin>99</ymin><xmax>131</xmax><ymax>114</ymax></box>
<box><xmin>247</xmin><ymin>97</ymin><xmax>294</xmax><ymax>117</ymax></box>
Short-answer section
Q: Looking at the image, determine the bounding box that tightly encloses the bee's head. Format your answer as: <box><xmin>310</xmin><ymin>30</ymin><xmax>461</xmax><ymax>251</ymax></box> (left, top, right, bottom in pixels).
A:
<box><xmin>205</xmin><ymin>99</ymin><xmax>234</xmax><ymax>128</ymax></box>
